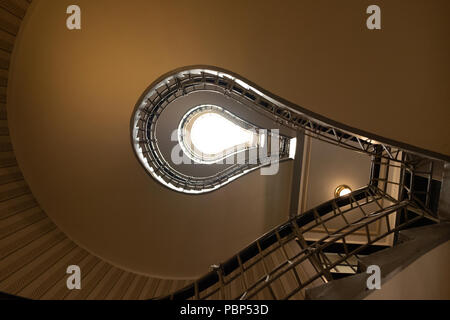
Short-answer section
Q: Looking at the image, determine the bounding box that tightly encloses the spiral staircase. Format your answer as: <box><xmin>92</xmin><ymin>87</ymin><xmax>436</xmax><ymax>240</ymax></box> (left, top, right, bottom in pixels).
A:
<box><xmin>0</xmin><ymin>0</ymin><xmax>192</xmax><ymax>300</ymax></box>
<box><xmin>0</xmin><ymin>0</ymin><xmax>449</xmax><ymax>300</ymax></box>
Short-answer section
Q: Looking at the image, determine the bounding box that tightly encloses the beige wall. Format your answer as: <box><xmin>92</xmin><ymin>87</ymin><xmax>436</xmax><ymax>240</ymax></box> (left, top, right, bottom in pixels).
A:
<box><xmin>8</xmin><ymin>0</ymin><xmax>295</xmax><ymax>279</ymax></box>
<box><xmin>367</xmin><ymin>241</ymin><xmax>450</xmax><ymax>299</ymax></box>
<box><xmin>7</xmin><ymin>0</ymin><xmax>450</xmax><ymax>278</ymax></box>
<box><xmin>305</xmin><ymin>139</ymin><xmax>371</xmax><ymax>210</ymax></box>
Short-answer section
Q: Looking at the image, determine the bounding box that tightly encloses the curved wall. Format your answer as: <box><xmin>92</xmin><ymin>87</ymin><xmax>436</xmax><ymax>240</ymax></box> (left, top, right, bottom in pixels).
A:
<box><xmin>3</xmin><ymin>0</ymin><xmax>450</xmax><ymax>289</ymax></box>
<box><xmin>7</xmin><ymin>0</ymin><xmax>293</xmax><ymax>278</ymax></box>
<box><xmin>0</xmin><ymin>0</ymin><xmax>190</xmax><ymax>300</ymax></box>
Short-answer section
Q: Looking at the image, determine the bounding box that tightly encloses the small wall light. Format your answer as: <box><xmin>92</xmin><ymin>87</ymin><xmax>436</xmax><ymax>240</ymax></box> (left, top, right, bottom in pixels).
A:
<box><xmin>335</xmin><ymin>185</ymin><xmax>352</xmax><ymax>198</ymax></box>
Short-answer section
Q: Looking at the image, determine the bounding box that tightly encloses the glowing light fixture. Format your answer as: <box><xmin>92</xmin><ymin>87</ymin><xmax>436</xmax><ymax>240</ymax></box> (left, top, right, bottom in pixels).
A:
<box><xmin>178</xmin><ymin>105</ymin><xmax>260</xmax><ymax>164</ymax></box>
<box><xmin>190</xmin><ymin>112</ymin><xmax>254</xmax><ymax>155</ymax></box>
<box><xmin>132</xmin><ymin>68</ymin><xmax>297</xmax><ymax>194</ymax></box>
<box><xmin>335</xmin><ymin>185</ymin><xmax>352</xmax><ymax>198</ymax></box>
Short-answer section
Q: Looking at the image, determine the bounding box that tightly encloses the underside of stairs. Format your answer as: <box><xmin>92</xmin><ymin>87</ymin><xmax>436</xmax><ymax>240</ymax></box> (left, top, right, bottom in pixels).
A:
<box><xmin>0</xmin><ymin>0</ymin><xmax>192</xmax><ymax>300</ymax></box>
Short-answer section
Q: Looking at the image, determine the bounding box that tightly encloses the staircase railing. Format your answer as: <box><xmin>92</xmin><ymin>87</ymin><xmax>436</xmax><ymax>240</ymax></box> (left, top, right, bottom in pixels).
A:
<box><xmin>141</xmin><ymin>67</ymin><xmax>447</xmax><ymax>300</ymax></box>
<box><xmin>160</xmin><ymin>189</ymin><xmax>433</xmax><ymax>299</ymax></box>
<box><xmin>160</xmin><ymin>146</ymin><xmax>445</xmax><ymax>300</ymax></box>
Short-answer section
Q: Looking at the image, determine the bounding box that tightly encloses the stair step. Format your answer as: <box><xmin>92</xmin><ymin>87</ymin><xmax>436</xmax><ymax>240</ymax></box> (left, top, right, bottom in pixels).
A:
<box><xmin>0</xmin><ymin>227</ymin><xmax>64</xmax><ymax>281</ymax></box>
<box><xmin>20</xmin><ymin>247</ymin><xmax>88</xmax><ymax>299</ymax></box>
<box><xmin>1</xmin><ymin>239</ymin><xmax>76</xmax><ymax>294</ymax></box>
<box><xmin>41</xmin><ymin>253</ymin><xmax>99</xmax><ymax>300</ymax></box>
<box><xmin>0</xmin><ymin>0</ymin><xmax>28</xmax><ymax>19</ymax></box>
<box><xmin>0</xmin><ymin>195</ymin><xmax>38</xmax><ymax>220</ymax></box>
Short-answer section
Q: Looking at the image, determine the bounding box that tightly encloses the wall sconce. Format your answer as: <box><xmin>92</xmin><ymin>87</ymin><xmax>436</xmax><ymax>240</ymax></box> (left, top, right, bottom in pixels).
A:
<box><xmin>335</xmin><ymin>185</ymin><xmax>352</xmax><ymax>198</ymax></box>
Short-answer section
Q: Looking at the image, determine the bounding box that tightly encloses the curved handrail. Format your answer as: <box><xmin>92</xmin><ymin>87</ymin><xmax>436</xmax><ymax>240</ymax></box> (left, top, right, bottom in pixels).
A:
<box><xmin>159</xmin><ymin>185</ymin><xmax>392</xmax><ymax>300</ymax></box>
<box><xmin>133</xmin><ymin>66</ymin><xmax>450</xmax><ymax>164</ymax></box>
<box><xmin>131</xmin><ymin>66</ymin><xmax>450</xmax><ymax>195</ymax></box>
<box><xmin>159</xmin><ymin>145</ymin><xmax>443</xmax><ymax>301</ymax></box>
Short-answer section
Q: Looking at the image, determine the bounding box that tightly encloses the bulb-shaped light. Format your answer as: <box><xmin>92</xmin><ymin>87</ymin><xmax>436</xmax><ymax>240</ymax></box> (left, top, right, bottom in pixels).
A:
<box><xmin>190</xmin><ymin>112</ymin><xmax>254</xmax><ymax>155</ymax></box>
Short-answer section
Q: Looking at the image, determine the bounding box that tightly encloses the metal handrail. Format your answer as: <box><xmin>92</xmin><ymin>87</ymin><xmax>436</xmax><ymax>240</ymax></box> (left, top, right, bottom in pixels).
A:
<box><xmin>160</xmin><ymin>181</ymin><xmax>434</xmax><ymax>300</ymax></box>
<box><xmin>132</xmin><ymin>67</ymin><xmax>450</xmax><ymax>194</ymax></box>
<box><xmin>160</xmin><ymin>143</ymin><xmax>444</xmax><ymax>300</ymax></box>
<box><xmin>143</xmin><ymin>67</ymin><xmax>447</xmax><ymax>299</ymax></box>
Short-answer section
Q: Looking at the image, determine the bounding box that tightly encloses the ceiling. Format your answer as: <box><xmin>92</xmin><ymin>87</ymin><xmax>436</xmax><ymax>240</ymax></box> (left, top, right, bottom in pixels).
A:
<box><xmin>6</xmin><ymin>0</ymin><xmax>450</xmax><ymax>279</ymax></box>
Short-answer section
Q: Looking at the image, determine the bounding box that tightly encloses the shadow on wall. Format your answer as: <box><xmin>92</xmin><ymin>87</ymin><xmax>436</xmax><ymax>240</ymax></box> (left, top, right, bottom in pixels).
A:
<box><xmin>263</xmin><ymin>161</ymin><xmax>294</xmax><ymax>231</ymax></box>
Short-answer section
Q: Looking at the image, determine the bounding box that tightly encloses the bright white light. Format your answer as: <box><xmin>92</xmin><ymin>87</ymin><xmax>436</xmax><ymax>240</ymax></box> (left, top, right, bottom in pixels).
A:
<box><xmin>190</xmin><ymin>112</ymin><xmax>254</xmax><ymax>155</ymax></box>
<box><xmin>289</xmin><ymin>137</ymin><xmax>297</xmax><ymax>159</ymax></box>
<box><xmin>335</xmin><ymin>185</ymin><xmax>352</xmax><ymax>197</ymax></box>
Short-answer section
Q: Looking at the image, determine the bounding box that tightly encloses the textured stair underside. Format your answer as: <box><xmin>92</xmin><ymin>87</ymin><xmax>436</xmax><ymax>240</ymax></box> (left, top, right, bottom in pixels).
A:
<box><xmin>0</xmin><ymin>0</ymin><xmax>191</xmax><ymax>300</ymax></box>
